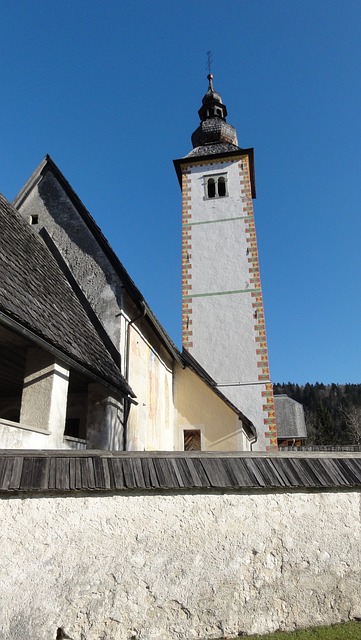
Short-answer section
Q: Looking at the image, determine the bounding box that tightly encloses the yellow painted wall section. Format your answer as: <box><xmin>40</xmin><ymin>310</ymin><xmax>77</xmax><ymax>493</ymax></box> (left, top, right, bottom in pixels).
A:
<box><xmin>127</xmin><ymin>326</ymin><xmax>173</xmax><ymax>451</ymax></box>
<box><xmin>174</xmin><ymin>363</ymin><xmax>247</xmax><ymax>451</ymax></box>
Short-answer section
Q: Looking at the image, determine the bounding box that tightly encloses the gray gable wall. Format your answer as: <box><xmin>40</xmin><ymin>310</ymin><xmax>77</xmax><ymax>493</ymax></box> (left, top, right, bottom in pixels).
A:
<box><xmin>14</xmin><ymin>157</ymin><xmax>180</xmax><ymax>364</ymax></box>
<box><xmin>0</xmin><ymin>193</ymin><xmax>131</xmax><ymax>396</ymax></box>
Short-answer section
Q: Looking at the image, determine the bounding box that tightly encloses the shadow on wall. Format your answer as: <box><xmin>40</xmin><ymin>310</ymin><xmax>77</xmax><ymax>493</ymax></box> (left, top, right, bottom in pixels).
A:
<box><xmin>38</xmin><ymin>173</ymin><xmax>126</xmax><ymax>307</ymax></box>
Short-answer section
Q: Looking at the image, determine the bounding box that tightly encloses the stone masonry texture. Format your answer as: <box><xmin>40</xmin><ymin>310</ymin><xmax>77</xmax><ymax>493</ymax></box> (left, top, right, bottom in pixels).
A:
<box><xmin>0</xmin><ymin>489</ymin><xmax>360</xmax><ymax>639</ymax></box>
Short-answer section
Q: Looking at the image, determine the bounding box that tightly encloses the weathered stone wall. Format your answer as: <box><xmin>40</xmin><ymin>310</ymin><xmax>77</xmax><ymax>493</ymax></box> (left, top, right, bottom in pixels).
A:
<box><xmin>1</xmin><ymin>488</ymin><xmax>360</xmax><ymax>639</ymax></box>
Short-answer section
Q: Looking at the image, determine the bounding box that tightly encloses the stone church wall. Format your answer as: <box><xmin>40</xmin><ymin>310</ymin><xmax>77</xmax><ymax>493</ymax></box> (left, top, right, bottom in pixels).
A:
<box><xmin>1</xmin><ymin>488</ymin><xmax>360</xmax><ymax>639</ymax></box>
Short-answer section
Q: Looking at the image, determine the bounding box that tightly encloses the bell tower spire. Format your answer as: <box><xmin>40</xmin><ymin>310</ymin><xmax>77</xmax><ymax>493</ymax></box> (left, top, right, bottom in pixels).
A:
<box><xmin>191</xmin><ymin>73</ymin><xmax>238</xmax><ymax>149</ymax></box>
<box><xmin>174</xmin><ymin>76</ymin><xmax>278</xmax><ymax>451</ymax></box>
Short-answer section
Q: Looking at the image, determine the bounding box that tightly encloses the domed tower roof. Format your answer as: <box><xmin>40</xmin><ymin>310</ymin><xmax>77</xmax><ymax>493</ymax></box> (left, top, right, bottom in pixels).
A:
<box><xmin>200</xmin><ymin>74</ymin><xmax>226</xmax><ymax>115</ymax></box>
<box><xmin>191</xmin><ymin>74</ymin><xmax>239</xmax><ymax>152</ymax></box>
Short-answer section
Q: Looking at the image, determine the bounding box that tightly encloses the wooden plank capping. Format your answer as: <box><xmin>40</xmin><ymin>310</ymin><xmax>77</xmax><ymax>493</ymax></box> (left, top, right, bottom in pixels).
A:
<box><xmin>9</xmin><ymin>456</ymin><xmax>23</xmax><ymax>489</ymax></box>
<box><xmin>226</xmin><ymin>458</ymin><xmax>254</xmax><ymax>487</ymax></box>
<box><xmin>122</xmin><ymin>459</ymin><xmax>137</xmax><ymax>489</ymax></box>
<box><xmin>32</xmin><ymin>457</ymin><xmax>49</xmax><ymax>490</ymax></box>
<box><xmin>169</xmin><ymin>458</ymin><xmax>185</xmax><ymax>488</ymax></box>
<box><xmin>56</xmin><ymin>457</ymin><xmax>70</xmax><ymax>491</ymax></box>
<box><xmin>0</xmin><ymin>457</ymin><xmax>7</xmax><ymax>488</ymax></box>
<box><xmin>101</xmin><ymin>458</ymin><xmax>111</xmax><ymax>490</ymax></box>
<box><xmin>339</xmin><ymin>458</ymin><xmax>360</xmax><ymax>484</ymax></box>
<box><xmin>20</xmin><ymin>458</ymin><xmax>34</xmax><ymax>490</ymax></box>
<box><xmin>93</xmin><ymin>456</ymin><xmax>106</xmax><ymax>489</ymax></box>
<box><xmin>132</xmin><ymin>457</ymin><xmax>146</xmax><ymax>489</ymax></box>
<box><xmin>1</xmin><ymin>457</ymin><xmax>15</xmax><ymax>490</ymax></box>
<box><xmin>110</xmin><ymin>458</ymin><xmax>125</xmax><ymax>489</ymax></box>
<box><xmin>0</xmin><ymin>452</ymin><xmax>359</xmax><ymax>492</ymax></box>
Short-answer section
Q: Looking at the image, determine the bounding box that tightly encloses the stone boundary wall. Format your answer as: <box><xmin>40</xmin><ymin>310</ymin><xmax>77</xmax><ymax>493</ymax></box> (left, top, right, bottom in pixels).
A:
<box><xmin>280</xmin><ymin>445</ymin><xmax>361</xmax><ymax>452</ymax></box>
<box><xmin>1</xmin><ymin>487</ymin><xmax>360</xmax><ymax>640</ymax></box>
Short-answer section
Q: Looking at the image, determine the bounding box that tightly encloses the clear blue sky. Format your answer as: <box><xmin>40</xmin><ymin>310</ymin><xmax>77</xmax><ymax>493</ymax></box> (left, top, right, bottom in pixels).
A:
<box><xmin>1</xmin><ymin>0</ymin><xmax>361</xmax><ymax>385</ymax></box>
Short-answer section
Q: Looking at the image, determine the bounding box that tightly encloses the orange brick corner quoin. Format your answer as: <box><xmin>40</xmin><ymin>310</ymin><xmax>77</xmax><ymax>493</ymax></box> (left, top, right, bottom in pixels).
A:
<box><xmin>181</xmin><ymin>170</ymin><xmax>193</xmax><ymax>349</ymax></box>
<box><xmin>239</xmin><ymin>158</ymin><xmax>278</xmax><ymax>449</ymax></box>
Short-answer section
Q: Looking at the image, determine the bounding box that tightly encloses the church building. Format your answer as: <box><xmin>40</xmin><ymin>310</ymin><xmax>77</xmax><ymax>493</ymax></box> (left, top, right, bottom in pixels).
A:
<box><xmin>0</xmin><ymin>75</ymin><xmax>282</xmax><ymax>452</ymax></box>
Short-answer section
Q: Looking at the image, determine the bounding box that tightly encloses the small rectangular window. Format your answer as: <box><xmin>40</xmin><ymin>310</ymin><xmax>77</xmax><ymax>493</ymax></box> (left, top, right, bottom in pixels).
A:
<box><xmin>183</xmin><ymin>429</ymin><xmax>201</xmax><ymax>451</ymax></box>
<box><xmin>204</xmin><ymin>173</ymin><xmax>228</xmax><ymax>200</ymax></box>
<box><xmin>30</xmin><ymin>214</ymin><xmax>39</xmax><ymax>225</ymax></box>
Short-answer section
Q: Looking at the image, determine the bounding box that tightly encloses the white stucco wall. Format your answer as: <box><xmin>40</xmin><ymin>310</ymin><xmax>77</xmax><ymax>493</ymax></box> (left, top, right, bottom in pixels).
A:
<box><xmin>183</xmin><ymin>156</ymin><xmax>275</xmax><ymax>449</ymax></box>
<box><xmin>1</xmin><ymin>489</ymin><xmax>360</xmax><ymax>639</ymax></box>
<box><xmin>174</xmin><ymin>363</ymin><xmax>247</xmax><ymax>450</ymax></box>
<box><xmin>127</xmin><ymin>324</ymin><xmax>174</xmax><ymax>451</ymax></box>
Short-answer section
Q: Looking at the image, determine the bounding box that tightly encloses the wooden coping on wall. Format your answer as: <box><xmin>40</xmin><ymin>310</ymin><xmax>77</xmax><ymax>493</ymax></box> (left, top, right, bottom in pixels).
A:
<box><xmin>0</xmin><ymin>450</ymin><xmax>360</xmax><ymax>493</ymax></box>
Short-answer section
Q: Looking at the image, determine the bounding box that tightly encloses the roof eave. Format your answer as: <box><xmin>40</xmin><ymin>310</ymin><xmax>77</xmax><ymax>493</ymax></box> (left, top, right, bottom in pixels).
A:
<box><xmin>0</xmin><ymin>310</ymin><xmax>136</xmax><ymax>400</ymax></box>
<box><xmin>173</xmin><ymin>147</ymin><xmax>256</xmax><ymax>198</ymax></box>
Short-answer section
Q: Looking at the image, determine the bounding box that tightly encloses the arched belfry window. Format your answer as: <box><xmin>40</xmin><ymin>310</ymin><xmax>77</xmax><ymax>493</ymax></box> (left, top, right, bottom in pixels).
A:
<box><xmin>207</xmin><ymin>178</ymin><xmax>216</xmax><ymax>198</ymax></box>
<box><xmin>218</xmin><ymin>176</ymin><xmax>226</xmax><ymax>197</ymax></box>
<box><xmin>204</xmin><ymin>173</ymin><xmax>228</xmax><ymax>200</ymax></box>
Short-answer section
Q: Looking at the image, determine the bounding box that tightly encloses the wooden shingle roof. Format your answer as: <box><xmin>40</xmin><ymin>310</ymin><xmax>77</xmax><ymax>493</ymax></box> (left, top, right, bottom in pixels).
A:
<box><xmin>0</xmin><ymin>193</ymin><xmax>133</xmax><ymax>397</ymax></box>
<box><xmin>13</xmin><ymin>156</ymin><xmax>182</xmax><ymax>365</ymax></box>
<box><xmin>274</xmin><ymin>395</ymin><xmax>307</xmax><ymax>439</ymax></box>
<box><xmin>0</xmin><ymin>451</ymin><xmax>360</xmax><ymax>493</ymax></box>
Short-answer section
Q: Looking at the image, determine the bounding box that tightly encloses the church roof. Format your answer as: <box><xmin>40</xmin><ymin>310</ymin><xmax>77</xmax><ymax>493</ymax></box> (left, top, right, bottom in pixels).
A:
<box><xmin>274</xmin><ymin>395</ymin><xmax>308</xmax><ymax>440</ymax></box>
<box><xmin>185</xmin><ymin>142</ymin><xmax>241</xmax><ymax>158</ymax></box>
<box><xmin>173</xmin><ymin>74</ymin><xmax>256</xmax><ymax>196</ymax></box>
<box><xmin>191</xmin><ymin>74</ymin><xmax>238</xmax><ymax>149</ymax></box>
<box><xmin>201</xmin><ymin>74</ymin><xmax>224</xmax><ymax>107</ymax></box>
<box><xmin>13</xmin><ymin>156</ymin><xmax>182</xmax><ymax>366</ymax></box>
<box><xmin>0</xmin><ymin>193</ymin><xmax>133</xmax><ymax>397</ymax></box>
<box><xmin>173</xmin><ymin>146</ymin><xmax>257</xmax><ymax>199</ymax></box>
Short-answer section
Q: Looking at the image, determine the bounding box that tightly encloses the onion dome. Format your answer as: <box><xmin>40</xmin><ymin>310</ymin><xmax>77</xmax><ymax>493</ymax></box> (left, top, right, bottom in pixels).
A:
<box><xmin>200</xmin><ymin>74</ymin><xmax>226</xmax><ymax>115</ymax></box>
<box><xmin>191</xmin><ymin>74</ymin><xmax>238</xmax><ymax>150</ymax></box>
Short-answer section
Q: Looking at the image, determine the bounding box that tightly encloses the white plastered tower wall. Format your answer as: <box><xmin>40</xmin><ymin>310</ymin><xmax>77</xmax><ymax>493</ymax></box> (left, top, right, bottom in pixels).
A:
<box><xmin>175</xmin><ymin>75</ymin><xmax>277</xmax><ymax>451</ymax></box>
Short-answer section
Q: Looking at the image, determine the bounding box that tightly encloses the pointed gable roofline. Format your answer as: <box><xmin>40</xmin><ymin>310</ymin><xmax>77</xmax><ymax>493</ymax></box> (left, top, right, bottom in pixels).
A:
<box><xmin>13</xmin><ymin>156</ymin><xmax>256</xmax><ymax>428</ymax></box>
<box><xmin>0</xmin><ymin>193</ymin><xmax>133</xmax><ymax>398</ymax></box>
<box><xmin>173</xmin><ymin>147</ymin><xmax>256</xmax><ymax>198</ymax></box>
<box><xmin>13</xmin><ymin>156</ymin><xmax>182</xmax><ymax>365</ymax></box>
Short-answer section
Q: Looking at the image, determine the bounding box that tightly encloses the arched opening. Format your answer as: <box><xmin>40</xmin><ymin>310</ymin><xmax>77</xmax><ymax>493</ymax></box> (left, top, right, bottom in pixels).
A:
<box><xmin>218</xmin><ymin>177</ymin><xmax>226</xmax><ymax>197</ymax></box>
<box><xmin>204</xmin><ymin>173</ymin><xmax>228</xmax><ymax>200</ymax></box>
<box><xmin>207</xmin><ymin>178</ymin><xmax>216</xmax><ymax>198</ymax></box>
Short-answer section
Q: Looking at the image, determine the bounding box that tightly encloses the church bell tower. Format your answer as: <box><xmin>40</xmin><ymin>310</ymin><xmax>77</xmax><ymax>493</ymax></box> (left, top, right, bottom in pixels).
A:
<box><xmin>174</xmin><ymin>74</ymin><xmax>277</xmax><ymax>450</ymax></box>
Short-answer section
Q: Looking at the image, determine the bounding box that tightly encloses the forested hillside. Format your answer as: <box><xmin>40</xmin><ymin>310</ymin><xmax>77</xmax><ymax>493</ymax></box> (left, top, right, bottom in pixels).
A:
<box><xmin>273</xmin><ymin>383</ymin><xmax>361</xmax><ymax>445</ymax></box>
